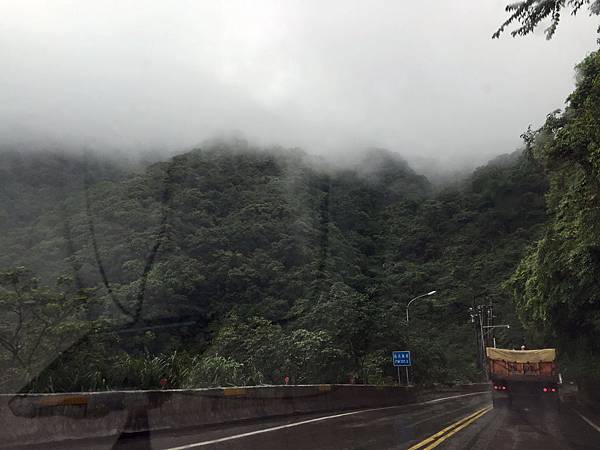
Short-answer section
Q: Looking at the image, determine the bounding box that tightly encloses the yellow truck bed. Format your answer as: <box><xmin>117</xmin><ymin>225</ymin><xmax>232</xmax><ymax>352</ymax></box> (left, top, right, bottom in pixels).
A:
<box><xmin>486</xmin><ymin>347</ymin><xmax>558</xmax><ymax>381</ymax></box>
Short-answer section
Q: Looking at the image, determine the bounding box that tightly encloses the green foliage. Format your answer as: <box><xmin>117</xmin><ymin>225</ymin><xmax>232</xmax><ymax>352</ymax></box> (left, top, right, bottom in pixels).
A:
<box><xmin>283</xmin><ymin>329</ymin><xmax>345</xmax><ymax>384</ymax></box>
<box><xmin>182</xmin><ymin>355</ymin><xmax>246</xmax><ymax>388</ymax></box>
<box><xmin>494</xmin><ymin>0</ymin><xmax>600</xmax><ymax>40</ymax></box>
<box><xmin>506</xmin><ymin>50</ymin><xmax>600</xmax><ymax>381</ymax></box>
<box><xmin>205</xmin><ymin>314</ymin><xmax>347</xmax><ymax>384</ymax></box>
<box><xmin>208</xmin><ymin>315</ymin><xmax>284</xmax><ymax>385</ymax></box>
<box><xmin>0</xmin><ymin>267</ymin><xmax>91</xmax><ymax>392</ymax></box>
<box><xmin>299</xmin><ymin>283</ymin><xmax>377</xmax><ymax>367</ymax></box>
<box><xmin>0</xmin><ymin>138</ymin><xmax>549</xmax><ymax>391</ymax></box>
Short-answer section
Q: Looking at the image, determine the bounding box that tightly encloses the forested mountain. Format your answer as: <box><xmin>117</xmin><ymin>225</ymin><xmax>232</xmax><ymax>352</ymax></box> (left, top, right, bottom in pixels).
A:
<box><xmin>0</xmin><ymin>150</ymin><xmax>129</xmax><ymax>281</ymax></box>
<box><xmin>0</xmin><ymin>138</ymin><xmax>549</xmax><ymax>393</ymax></box>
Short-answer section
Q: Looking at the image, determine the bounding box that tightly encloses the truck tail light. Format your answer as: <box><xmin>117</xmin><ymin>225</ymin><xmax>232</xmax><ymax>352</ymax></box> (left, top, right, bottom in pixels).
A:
<box><xmin>543</xmin><ymin>387</ymin><xmax>548</xmax><ymax>392</ymax></box>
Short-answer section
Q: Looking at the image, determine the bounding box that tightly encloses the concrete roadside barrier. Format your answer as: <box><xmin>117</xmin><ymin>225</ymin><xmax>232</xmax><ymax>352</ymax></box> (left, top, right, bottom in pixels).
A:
<box><xmin>0</xmin><ymin>383</ymin><xmax>489</xmax><ymax>447</ymax></box>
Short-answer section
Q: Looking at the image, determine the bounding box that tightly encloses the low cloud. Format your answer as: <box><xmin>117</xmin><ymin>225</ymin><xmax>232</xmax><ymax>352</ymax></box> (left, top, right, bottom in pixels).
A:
<box><xmin>1</xmin><ymin>0</ymin><xmax>598</xmax><ymax>169</ymax></box>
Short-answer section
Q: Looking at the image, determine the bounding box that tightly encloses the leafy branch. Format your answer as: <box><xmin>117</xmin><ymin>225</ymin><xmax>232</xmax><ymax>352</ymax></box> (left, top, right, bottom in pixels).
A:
<box><xmin>493</xmin><ymin>0</ymin><xmax>599</xmax><ymax>40</ymax></box>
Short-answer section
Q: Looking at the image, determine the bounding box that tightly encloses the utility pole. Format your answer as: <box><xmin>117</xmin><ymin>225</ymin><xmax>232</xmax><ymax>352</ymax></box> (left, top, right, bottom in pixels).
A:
<box><xmin>469</xmin><ymin>306</ymin><xmax>480</xmax><ymax>368</ymax></box>
<box><xmin>487</xmin><ymin>301</ymin><xmax>494</xmax><ymax>343</ymax></box>
<box><xmin>470</xmin><ymin>304</ymin><xmax>495</xmax><ymax>374</ymax></box>
<box><xmin>469</xmin><ymin>301</ymin><xmax>511</xmax><ymax>377</ymax></box>
<box><xmin>479</xmin><ymin>306</ymin><xmax>486</xmax><ymax>368</ymax></box>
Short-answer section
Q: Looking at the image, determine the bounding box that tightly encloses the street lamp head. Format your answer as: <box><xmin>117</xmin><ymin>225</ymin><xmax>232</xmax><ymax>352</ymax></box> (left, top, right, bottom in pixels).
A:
<box><xmin>427</xmin><ymin>290</ymin><xmax>437</xmax><ymax>296</ymax></box>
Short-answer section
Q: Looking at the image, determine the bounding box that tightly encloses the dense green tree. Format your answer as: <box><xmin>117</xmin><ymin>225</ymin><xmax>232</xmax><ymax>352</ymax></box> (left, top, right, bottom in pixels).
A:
<box><xmin>0</xmin><ymin>267</ymin><xmax>91</xmax><ymax>391</ymax></box>
<box><xmin>506</xmin><ymin>50</ymin><xmax>600</xmax><ymax>381</ymax></box>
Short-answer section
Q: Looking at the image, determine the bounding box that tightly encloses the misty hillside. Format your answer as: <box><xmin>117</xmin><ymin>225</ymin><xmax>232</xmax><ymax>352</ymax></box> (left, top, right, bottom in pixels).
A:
<box><xmin>0</xmin><ymin>143</ymin><xmax>548</xmax><ymax>392</ymax></box>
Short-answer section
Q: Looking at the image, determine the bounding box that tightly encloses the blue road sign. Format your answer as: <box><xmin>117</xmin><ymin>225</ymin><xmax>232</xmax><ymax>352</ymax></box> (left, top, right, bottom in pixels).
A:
<box><xmin>393</xmin><ymin>351</ymin><xmax>411</xmax><ymax>367</ymax></box>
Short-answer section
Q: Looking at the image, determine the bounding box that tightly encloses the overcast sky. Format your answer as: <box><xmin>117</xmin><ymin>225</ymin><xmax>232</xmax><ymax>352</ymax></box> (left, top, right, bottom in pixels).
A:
<box><xmin>1</xmin><ymin>1</ymin><xmax>598</xmax><ymax>166</ymax></box>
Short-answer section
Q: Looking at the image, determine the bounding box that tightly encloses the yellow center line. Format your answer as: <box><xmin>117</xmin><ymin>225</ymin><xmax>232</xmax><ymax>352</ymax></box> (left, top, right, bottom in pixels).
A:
<box><xmin>420</xmin><ymin>406</ymin><xmax>491</xmax><ymax>449</ymax></box>
<box><xmin>408</xmin><ymin>406</ymin><xmax>491</xmax><ymax>450</ymax></box>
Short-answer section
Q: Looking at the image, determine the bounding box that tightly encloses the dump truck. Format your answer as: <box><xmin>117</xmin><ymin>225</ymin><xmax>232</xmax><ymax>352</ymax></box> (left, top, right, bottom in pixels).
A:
<box><xmin>486</xmin><ymin>347</ymin><xmax>560</xmax><ymax>410</ymax></box>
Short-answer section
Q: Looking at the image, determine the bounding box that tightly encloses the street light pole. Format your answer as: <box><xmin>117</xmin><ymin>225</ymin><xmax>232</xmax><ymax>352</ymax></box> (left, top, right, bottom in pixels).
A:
<box><xmin>403</xmin><ymin>290</ymin><xmax>436</xmax><ymax>386</ymax></box>
<box><xmin>406</xmin><ymin>290</ymin><xmax>437</xmax><ymax>323</ymax></box>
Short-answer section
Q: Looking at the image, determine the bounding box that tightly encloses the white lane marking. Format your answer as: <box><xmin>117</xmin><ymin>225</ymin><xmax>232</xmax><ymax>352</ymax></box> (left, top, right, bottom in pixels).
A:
<box><xmin>576</xmin><ymin>410</ymin><xmax>600</xmax><ymax>433</ymax></box>
<box><xmin>164</xmin><ymin>391</ymin><xmax>489</xmax><ymax>449</ymax></box>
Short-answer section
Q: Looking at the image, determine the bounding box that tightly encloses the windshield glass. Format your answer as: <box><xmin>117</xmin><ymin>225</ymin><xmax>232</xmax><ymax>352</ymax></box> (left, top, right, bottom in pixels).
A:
<box><xmin>1</xmin><ymin>2</ymin><xmax>600</xmax><ymax>449</ymax></box>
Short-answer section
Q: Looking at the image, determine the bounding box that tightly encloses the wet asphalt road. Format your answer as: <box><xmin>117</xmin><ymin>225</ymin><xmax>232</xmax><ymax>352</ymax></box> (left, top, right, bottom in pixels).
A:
<box><xmin>436</xmin><ymin>399</ymin><xmax>599</xmax><ymax>450</ymax></box>
<box><xmin>11</xmin><ymin>391</ymin><xmax>600</xmax><ymax>450</ymax></box>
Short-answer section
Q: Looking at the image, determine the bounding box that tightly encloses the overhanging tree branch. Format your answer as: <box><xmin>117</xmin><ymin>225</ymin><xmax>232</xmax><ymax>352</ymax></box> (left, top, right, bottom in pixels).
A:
<box><xmin>493</xmin><ymin>0</ymin><xmax>600</xmax><ymax>40</ymax></box>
